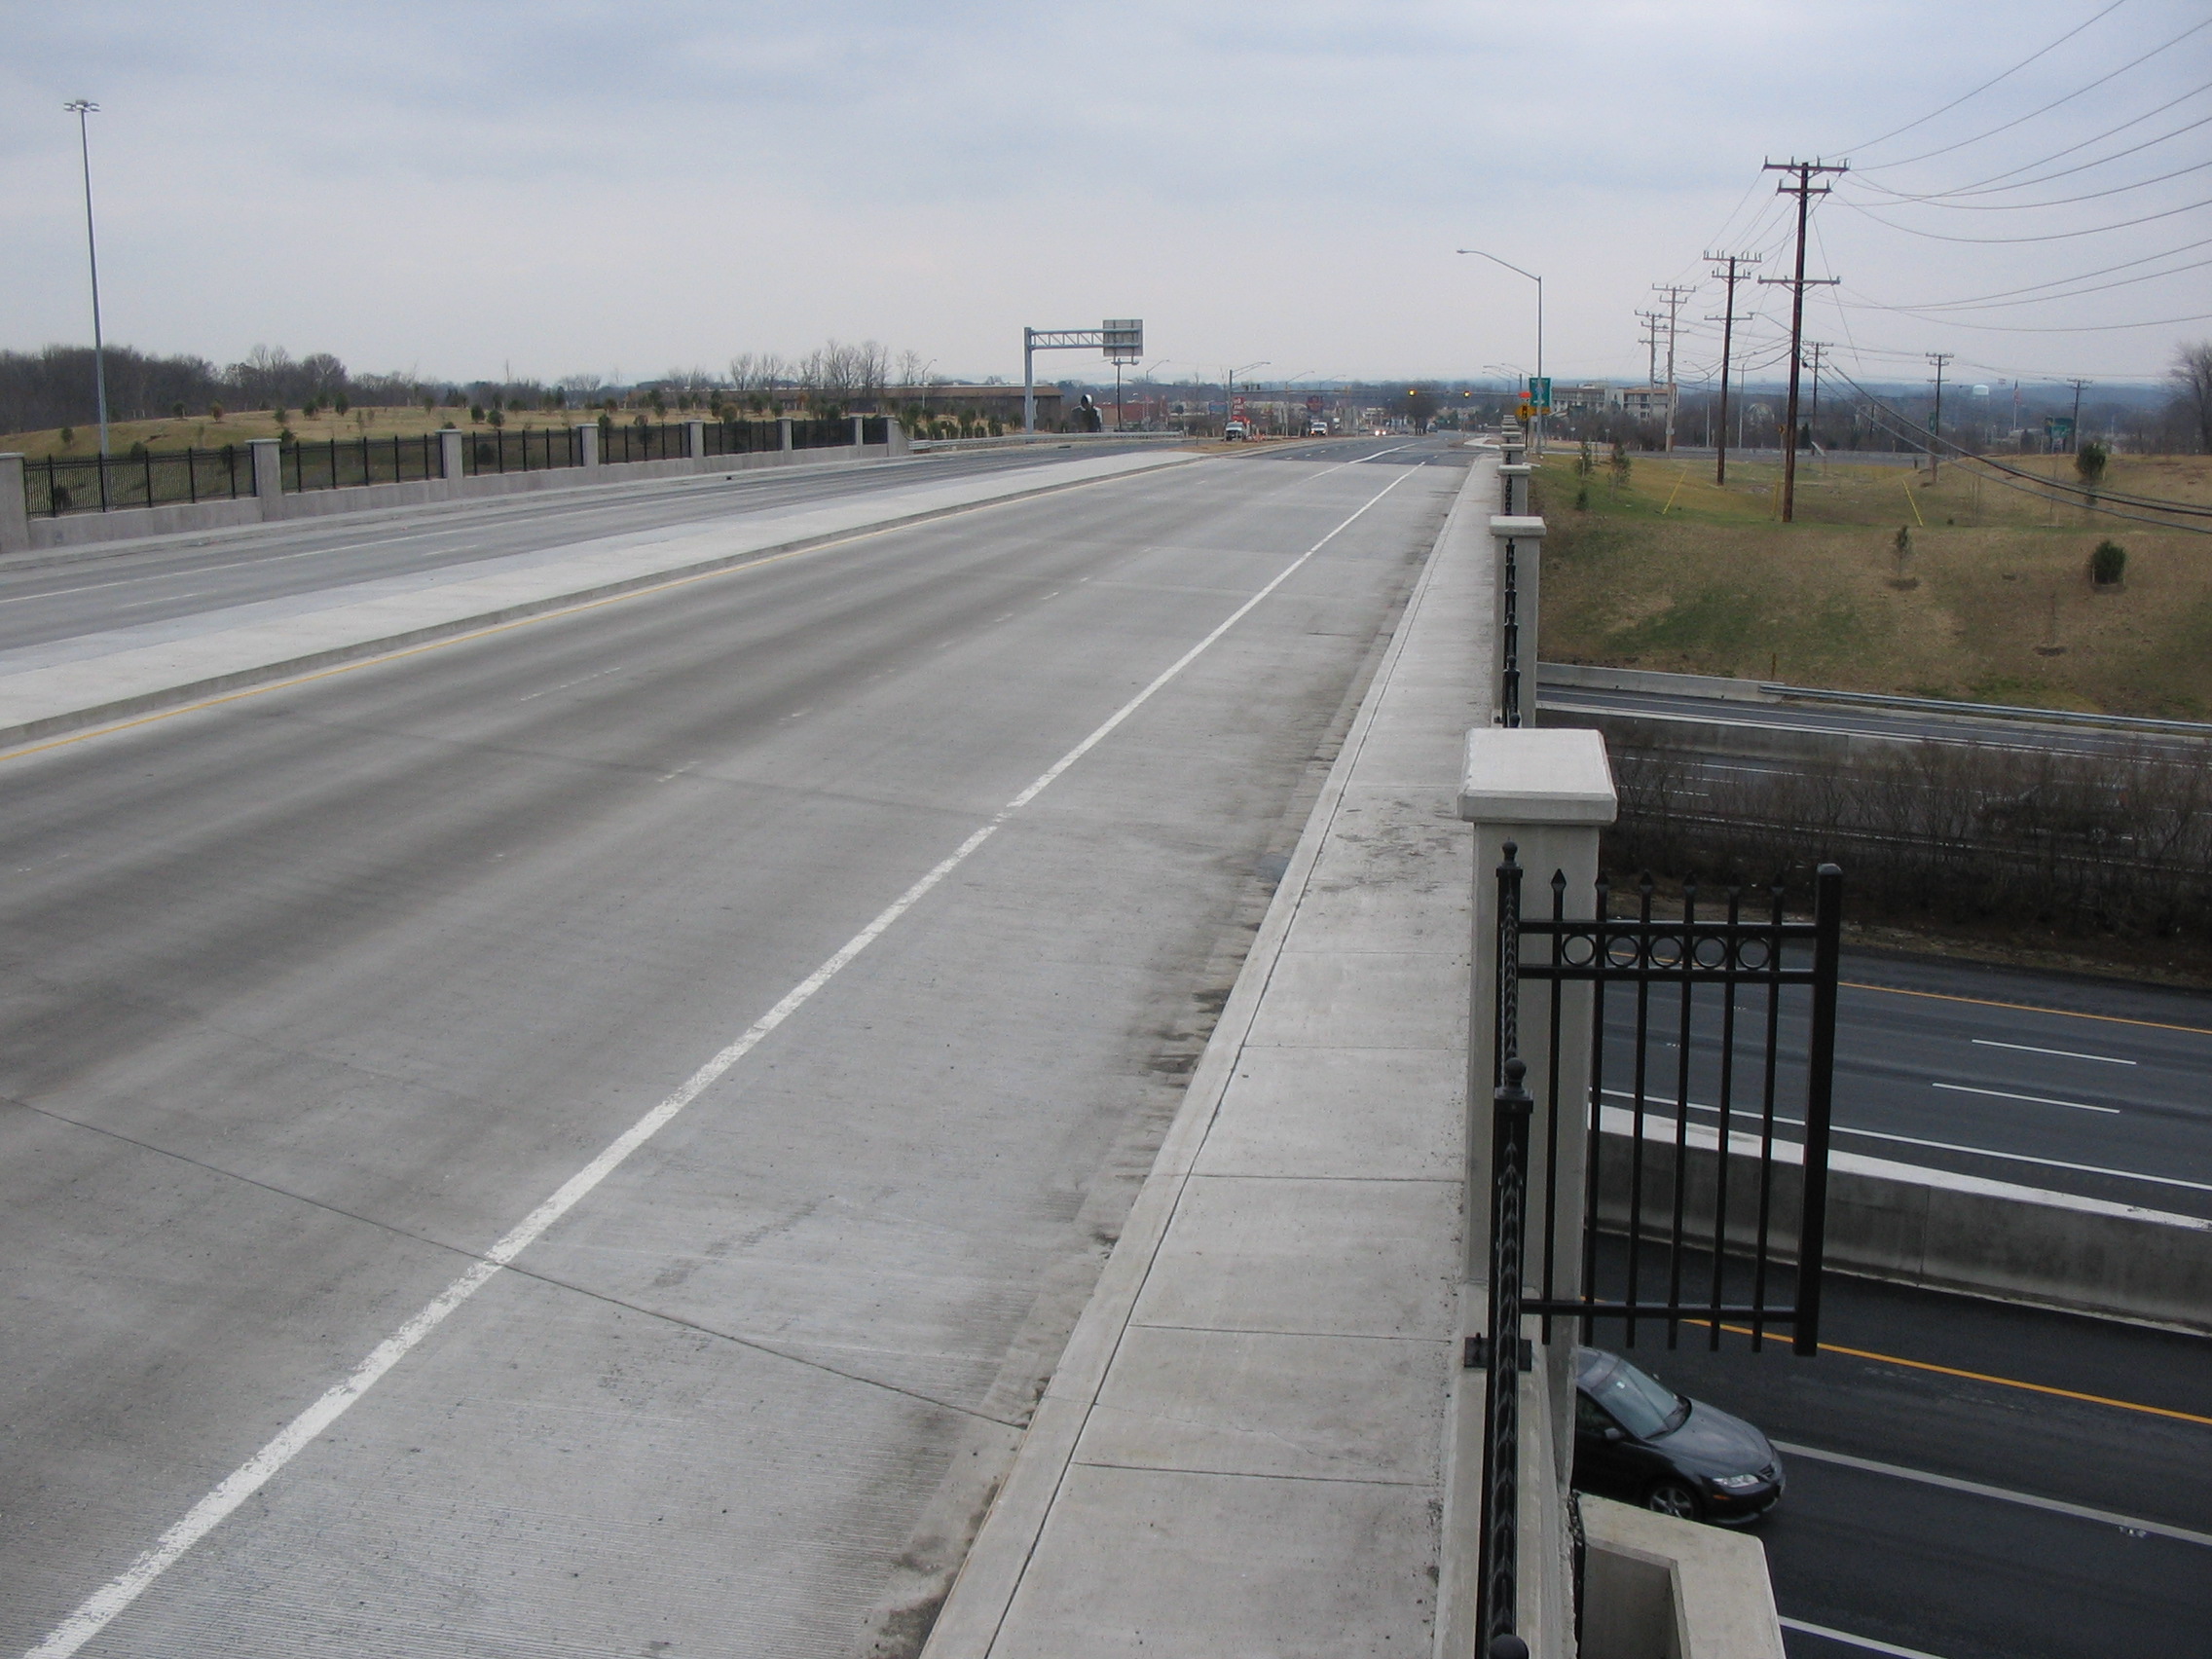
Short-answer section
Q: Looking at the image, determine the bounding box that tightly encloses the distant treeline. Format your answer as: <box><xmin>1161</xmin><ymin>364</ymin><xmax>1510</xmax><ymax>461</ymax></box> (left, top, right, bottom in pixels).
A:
<box><xmin>0</xmin><ymin>344</ymin><xmax>474</xmax><ymax>433</ymax></box>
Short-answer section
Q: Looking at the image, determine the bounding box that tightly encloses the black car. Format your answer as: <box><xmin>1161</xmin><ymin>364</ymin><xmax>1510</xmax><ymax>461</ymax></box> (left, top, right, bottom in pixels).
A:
<box><xmin>1571</xmin><ymin>1346</ymin><xmax>1785</xmax><ymax>1524</ymax></box>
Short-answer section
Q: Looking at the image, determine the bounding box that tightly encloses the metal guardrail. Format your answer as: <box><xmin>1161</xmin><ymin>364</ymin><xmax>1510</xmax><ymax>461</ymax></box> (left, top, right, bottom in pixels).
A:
<box><xmin>1759</xmin><ymin>682</ymin><xmax>2212</xmax><ymax>739</ymax></box>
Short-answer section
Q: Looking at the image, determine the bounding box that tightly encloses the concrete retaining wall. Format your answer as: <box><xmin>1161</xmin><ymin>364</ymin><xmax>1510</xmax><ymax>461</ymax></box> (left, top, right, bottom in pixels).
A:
<box><xmin>1590</xmin><ymin>1114</ymin><xmax>2212</xmax><ymax>1332</ymax></box>
<box><xmin>1581</xmin><ymin>1497</ymin><xmax>1786</xmax><ymax>1659</ymax></box>
<box><xmin>11</xmin><ymin>440</ymin><xmax>899</xmax><ymax>555</ymax></box>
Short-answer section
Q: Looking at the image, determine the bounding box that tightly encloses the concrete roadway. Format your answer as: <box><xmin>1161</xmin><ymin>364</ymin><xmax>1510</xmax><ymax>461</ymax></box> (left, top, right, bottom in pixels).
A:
<box><xmin>1627</xmin><ymin>1273</ymin><xmax>2212</xmax><ymax>1658</ymax></box>
<box><xmin>1602</xmin><ymin>947</ymin><xmax>2212</xmax><ymax>1220</ymax></box>
<box><xmin>0</xmin><ymin>436</ymin><xmax>1463</xmax><ymax>1658</ymax></box>
<box><xmin>0</xmin><ymin>441</ymin><xmax>1176</xmax><ymax>657</ymax></box>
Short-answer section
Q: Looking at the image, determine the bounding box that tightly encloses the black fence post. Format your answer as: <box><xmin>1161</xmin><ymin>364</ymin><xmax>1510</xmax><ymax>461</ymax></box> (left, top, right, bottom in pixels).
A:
<box><xmin>1793</xmin><ymin>864</ymin><xmax>1844</xmax><ymax>1355</ymax></box>
<box><xmin>1477</xmin><ymin>844</ymin><xmax>1530</xmax><ymax>1652</ymax></box>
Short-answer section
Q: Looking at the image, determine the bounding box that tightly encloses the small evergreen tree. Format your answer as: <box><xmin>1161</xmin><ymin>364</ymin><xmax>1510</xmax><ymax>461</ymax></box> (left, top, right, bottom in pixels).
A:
<box><xmin>2090</xmin><ymin>539</ymin><xmax>2126</xmax><ymax>585</ymax></box>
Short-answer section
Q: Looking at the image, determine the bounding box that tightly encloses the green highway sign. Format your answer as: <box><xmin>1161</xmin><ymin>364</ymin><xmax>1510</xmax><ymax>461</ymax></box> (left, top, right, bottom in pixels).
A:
<box><xmin>1528</xmin><ymin>376</ymin><xmax>1553</xmax><ymax>413</ymax></box>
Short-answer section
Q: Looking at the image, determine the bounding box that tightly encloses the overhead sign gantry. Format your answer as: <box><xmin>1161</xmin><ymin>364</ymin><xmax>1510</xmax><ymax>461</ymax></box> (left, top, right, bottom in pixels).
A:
<box><xmin>1023</xmin><ymin>319</ymin><xmax>1143</xmax><ymax>432</ymax></box>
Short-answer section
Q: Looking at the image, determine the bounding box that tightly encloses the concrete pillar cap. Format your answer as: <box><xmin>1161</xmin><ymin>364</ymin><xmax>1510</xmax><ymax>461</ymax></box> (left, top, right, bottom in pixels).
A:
<box><xmin>1458</xmin><ymin>728</ymin><xmax>1618</xmax><ymax>825</ymax></box>
<box><xmin>1489</xmin><ymin>514</ymin><xmax>1546</xmax><ymax>538</ymax></box>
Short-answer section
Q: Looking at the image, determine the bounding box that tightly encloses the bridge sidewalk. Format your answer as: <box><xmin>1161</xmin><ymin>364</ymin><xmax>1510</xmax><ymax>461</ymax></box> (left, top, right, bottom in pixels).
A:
<box><xmin>922</xmin><ymin>451</ymin><xmax>1497</xmax><ymax>1658</ymax></box>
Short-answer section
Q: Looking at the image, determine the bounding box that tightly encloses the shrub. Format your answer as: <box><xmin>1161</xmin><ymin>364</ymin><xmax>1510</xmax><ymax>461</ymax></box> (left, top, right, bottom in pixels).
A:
<box><xmin>488</xmin><ymin>409</ymin><xmax>504</xmax><ymax>428</ymax></box>
<box><xmin>334</xmin><ymin>393</ymin><xmax>350</xmax><ymax>416</ymax></box>
<box><xmin>468</xmin><ymin>404</ymin><xmax>485</xmax><ymax>424</ymax></box>
<box><xmin>209</xmin><ymin>402</ymin><xmax>224</xmax><ymax>421</ymax></box>
<box><xmin>170</xmin><ymin>401</ymin><xmax>186</xmax><ymax>419</ymax></box>
<box><xmin>59</xmin><ymin>425</ymin><xmax>75</xmax><ymax>447</ymax></box>
<box><xmin>2075</xmin><ymin>440</ymin><xmax>2108</xmax><ymax>488</ymax></box>
<box><xmin>2090</xmin><ymin>539</ymin><xmax>2127</xmax><ymax>585</ymax></box>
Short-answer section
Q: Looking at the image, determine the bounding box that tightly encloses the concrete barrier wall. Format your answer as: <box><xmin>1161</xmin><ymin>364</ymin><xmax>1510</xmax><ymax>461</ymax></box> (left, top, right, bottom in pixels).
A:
<box><xmin>7</xmin><ymin>438</ymin><xmax>900</xmax><ymax>556</ymax></box>
<box><xmin>1581</xmin><ymin>1496</ymin><xmax>1787</xmax><ymax>1659</ymax></box>
<box><xmin>1589</xmin><ymin>1114</ymin><xmax>2212</xmax><ymax>1332</ymax></box>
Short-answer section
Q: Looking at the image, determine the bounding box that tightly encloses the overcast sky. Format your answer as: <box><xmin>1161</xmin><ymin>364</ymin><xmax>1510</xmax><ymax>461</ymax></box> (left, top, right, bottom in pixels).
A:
<box><xmin>4</xmin><ymin>1</ymin><xmax>2206</xmax><ymax>392</ymax></box>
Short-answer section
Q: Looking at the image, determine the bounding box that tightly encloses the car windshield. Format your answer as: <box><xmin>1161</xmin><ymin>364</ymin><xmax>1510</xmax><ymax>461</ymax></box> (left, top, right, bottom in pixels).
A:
<box><xmin>1585</xmin><ymin>1354</ymin><xmax>1689</xmax><ymax>1439</ymax></box>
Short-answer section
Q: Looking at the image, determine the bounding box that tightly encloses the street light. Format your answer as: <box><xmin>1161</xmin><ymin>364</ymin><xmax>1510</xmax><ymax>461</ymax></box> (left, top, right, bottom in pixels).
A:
<box><xmin>1458</xmin><ymin>248</ymin><xmax>1543</xmax><ymax>446</ymax></box>
<box><xmin>64</xmin><ymin>98</ymin><xmax>111</xmax><ymax>459</ymax></box>
<box><xmin>1226</xmin><ymin>360</ymin><xmax>1270</xmax><ymax>431</ymax></box>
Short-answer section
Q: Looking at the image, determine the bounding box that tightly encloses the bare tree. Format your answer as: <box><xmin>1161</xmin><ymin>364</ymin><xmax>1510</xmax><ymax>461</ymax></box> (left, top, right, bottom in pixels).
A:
<box><xmin>2170</xmin><ymin>339</ymin><xmax>2212</xmax><ymax>455</ymax></box>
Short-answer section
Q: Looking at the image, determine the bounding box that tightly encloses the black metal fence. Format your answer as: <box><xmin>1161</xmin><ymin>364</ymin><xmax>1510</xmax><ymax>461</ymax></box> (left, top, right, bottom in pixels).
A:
<box><xmin>285</xmin><ymin>434</ymin><xmax>448</xmax><ymax>493</ymax></box>
<box><xmin>699</xmin><ymin>420</ymin><xmax>780</xmax><ymax>459</ymax></box>
<box><xmin>599</xmin><ymin>421</ymin><xmax>688</xmax><ymax>465</ymax></box>
<box><xmin>1498</xmin><ymin>528</ymin><xmax>1529</xmax><ymax>727</ymax></box>
<box><xmin>457</xmin><ymin>427</ymin><xmax>582</xmax><ymax>477</ymax></box>
<box><xmin>1474</xmin><ymin>845</ymin><xmax>1841</xmax><ymax>1651</ymax></box>
<box><xmin>23</xmin><ymin>447</ymin><xmax>256</xmax><ymax>516</ymax></box>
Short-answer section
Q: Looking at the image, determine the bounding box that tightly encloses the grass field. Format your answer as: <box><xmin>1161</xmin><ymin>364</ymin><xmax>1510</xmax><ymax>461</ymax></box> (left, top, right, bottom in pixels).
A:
<box><xmin>1</xmin><ymin>405</ymin><xmax>619</xmax><ymax>460</ymax></box>
<box><xmin>1536</xmin><ymin>449</ymin><xmax>2212</xmax><ymax>719</ymax></box>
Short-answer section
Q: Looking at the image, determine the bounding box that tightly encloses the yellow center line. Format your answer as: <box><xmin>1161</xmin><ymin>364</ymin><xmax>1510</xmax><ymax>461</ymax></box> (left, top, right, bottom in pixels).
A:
<box><xmin>1841</xmin><ymin>979</ymin><xmax>2212</xmax><ymax>1039</ymax></box>
<box><xmin>1707</xmin><ymin>1322</ymin><xmax>2212</xmax><ymax>1426</ymax></box>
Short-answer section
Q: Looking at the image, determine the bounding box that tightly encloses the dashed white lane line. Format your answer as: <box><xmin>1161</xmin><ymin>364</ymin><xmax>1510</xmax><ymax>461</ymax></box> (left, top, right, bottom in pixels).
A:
<box><xmin>1774</xmin><ymin>1440</ymin><xmax>2212</xmax><ymax>1550</ymax></box>
<box><xmin>1931</xmin><ymin>1082</ymin><xmax>2117</xmax><ymax>1114</ymax></box>
<box><xmin>1781</xmin><ymin>1618</ymin><xmax>1952</xmax><ymax>1658</ymax></box>
<box><xmin>1972</xmin><ymin>1038</ymin><xmax>2135</xmax><ymax>1065</ymax></box>
<box><xmin>24</xmin><ymin>455</ymin><xmax>1420</xmax><ymax>1659</ymax></box>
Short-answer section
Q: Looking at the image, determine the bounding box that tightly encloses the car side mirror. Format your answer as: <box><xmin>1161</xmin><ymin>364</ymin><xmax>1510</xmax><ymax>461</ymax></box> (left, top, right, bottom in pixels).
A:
<box><xmin>1601</xmin><ymin>1426</ymin><xmax>1626</xmax><ymax>1442</ymax></box>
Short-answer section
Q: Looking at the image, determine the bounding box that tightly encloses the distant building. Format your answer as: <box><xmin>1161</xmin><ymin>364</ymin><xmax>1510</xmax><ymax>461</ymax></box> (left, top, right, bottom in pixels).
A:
<box><xmin>1609</xmin><ymin>385</ymin><xmax>1677</xmax><ymax>421</ymax></box>
<box><xmin>894</xmin><ymin>384</ymin><xmax>1061</xmax><ymax>424</ymax></box>
<box><xmin>1552</xmin><ymin>383</ymin><xmax>1613</xmax><ymax>414</ymax></box>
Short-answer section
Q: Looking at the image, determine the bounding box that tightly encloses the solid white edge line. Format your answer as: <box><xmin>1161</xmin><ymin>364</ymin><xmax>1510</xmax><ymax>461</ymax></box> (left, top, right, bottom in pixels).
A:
<box><xmin>1779</xmin><ymin>1616</ymin><xmax>1954</xmax><ymax>1659</ymax></box>
<box><xmin>24</xmin><ymin>459</ymin><xmax>1421</xmax><ymax>1659</ymax></box>
<box><xmin>1772</xmin><ymin>1440</ymin><xmax>2212</xmax><ymax>1549</ymax></box>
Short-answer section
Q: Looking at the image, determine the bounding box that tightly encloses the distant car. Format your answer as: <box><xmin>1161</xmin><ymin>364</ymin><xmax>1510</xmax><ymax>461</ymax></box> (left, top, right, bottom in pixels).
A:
<box><xmin>1308</xmin><ymin>421</ymin><xmax>1329</xmax><ymax>436</ymax></box>
<box><xmin>1572</xmin><ymin>1346</ymin><xmax>1784</xmax><ymax>1524</ymax></box>
<box><xmin>1223</xmin><ymin>420</ymin><xmax>1250</xmax><ymax>441</ymax></box>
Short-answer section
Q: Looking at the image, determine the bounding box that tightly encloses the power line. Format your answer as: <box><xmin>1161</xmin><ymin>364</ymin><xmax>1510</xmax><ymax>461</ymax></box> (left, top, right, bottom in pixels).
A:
<box><xmin>1864</xmin><ymin>94</ymin><xmax>2212</xmax><ymax>200</ymax></box>
<box><xmin>1843</xmin><ymin>236</ymin><xmax>2212</xmax><ymax>311</ymax></box>
<box><xmin>1851</xmin><ymin>153</ymin><xmax>2212</xmax><ymax>211</ymax></box>
<box><xmin>1857</xmin><ymin>14</ymin><xmax>2212</xmax><ymax>172</ymax></box>
<box><xmin>1838</xmin><ymin>0</ymin><xmax>2131</xmax><ymax>155</ymax></box>
<box><xmin>1836</xmin><ymin>192</ymin><xmax>2212</xmax><ymax>243</ymax></box>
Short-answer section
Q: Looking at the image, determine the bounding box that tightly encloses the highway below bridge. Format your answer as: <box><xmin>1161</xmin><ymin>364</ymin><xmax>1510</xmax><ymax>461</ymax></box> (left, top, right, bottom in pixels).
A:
<box><xmin>0</xmin><ymin>435</ymin><xmax>2204</xmax><ymax>1655</ymax></box>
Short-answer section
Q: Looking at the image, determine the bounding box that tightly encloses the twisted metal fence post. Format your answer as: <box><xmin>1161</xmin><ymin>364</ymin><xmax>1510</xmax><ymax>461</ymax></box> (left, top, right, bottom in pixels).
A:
<box><xmin>1477</xmin><ymin>845</ymin><xmax>1531</xmax><ymax>1651</ymax></box>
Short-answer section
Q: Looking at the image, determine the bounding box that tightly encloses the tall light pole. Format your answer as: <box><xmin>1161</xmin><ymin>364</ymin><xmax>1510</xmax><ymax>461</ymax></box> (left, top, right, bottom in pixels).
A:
<box><xmin>1226</xmin><ymin>359</ymin><xmax>1269</xmax><ymax>431</ymax></box>
<box><xmin>1458</xmin><ymin>248</ymin><xmax>1542</xmax><ymax>447</ymax></box>
<box><xmin>64</xmin><ymin>98</ymin><xmax>111</xmax><ymax>459</ymax></box>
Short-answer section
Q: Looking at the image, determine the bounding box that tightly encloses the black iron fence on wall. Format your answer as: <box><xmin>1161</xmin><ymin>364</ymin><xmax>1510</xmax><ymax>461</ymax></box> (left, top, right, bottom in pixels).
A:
<box><xmin>597</xmin><ymin>421</ymin><xmax>687</xmax><ymax>465</ymax></box>
<box><xmin>457</xmin><ymin>427</ymin><xmax>582</xmax><ymax>477</ymax></box>
<box><xmin>285</xmin><ymin>434</ymin><xmax>448</xmax><ymax>493</ymax></box>
<box><xmin>1474</xmin><ymin>846</ymin><xmax>1842</xmax><ymax>1651</ymax></box>
<box><xmin>23</xmin><ymin>447</ymin><xmax>256</xmax><ymax>516</ymax></box>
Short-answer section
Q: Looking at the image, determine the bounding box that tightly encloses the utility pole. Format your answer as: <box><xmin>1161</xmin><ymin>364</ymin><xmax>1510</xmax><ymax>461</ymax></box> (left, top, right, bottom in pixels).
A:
<box><xmin>1758</xmin><ymin>159</ymin><xmax>1845</xmax><ymax>522</ymax></box>
<box><xmin>1652</xmin><ymin>282</ymin><xmax>1692</xmax><ymax>453</ymax></box>
<box><xmin>1636</xmin><ymin>310</ymin><xmax>1662</xmax><ymax>388</ymax></box>
<box><xmin>64</xmin><ymin>98</ymin><xmax>110</xmax><ymax>460</ymax></box>
<box><xmin>2065</xmin><ymin>377</ymin><xmax>2092</xmax><ymax>454</ymax></box>
<box><xmin>1802</xmin><ymin>341</ymin><xmax>1829</xmax><ymax>453</ymax></box>
<box><xmin>1704</xmin><ymin>251</ymin><xmax>1760</xmax><ymax>485</ymax></box>
<box><xmin>1926</xmin><ymin>351</ymin><xmax>1955</xmax><ymax>480</ymax></box>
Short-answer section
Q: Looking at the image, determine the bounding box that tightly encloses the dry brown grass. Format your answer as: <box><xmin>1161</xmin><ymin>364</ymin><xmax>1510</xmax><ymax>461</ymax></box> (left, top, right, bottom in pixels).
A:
<box><xmin>1537</xmin><ymin>453</ymin><xmax>2212</xmax><ymax>719</ymax></box>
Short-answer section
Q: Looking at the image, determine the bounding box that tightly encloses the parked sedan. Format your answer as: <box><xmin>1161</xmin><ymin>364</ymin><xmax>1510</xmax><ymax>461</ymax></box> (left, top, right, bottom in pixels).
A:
<box><xmin>1572</xmin><ymin>1346</ymin><xmax>1785</xmax><ymax>1524</ymax></box>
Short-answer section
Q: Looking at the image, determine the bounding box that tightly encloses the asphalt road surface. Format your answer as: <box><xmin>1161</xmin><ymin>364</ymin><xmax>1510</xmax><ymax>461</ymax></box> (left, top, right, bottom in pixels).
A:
<box><xmin>0</xmin><ymin>442</ymin><xmax>1176</xmax><ymax>657</ymax></box>
<box><xmin>1625</xmin><ymin>1273</ymin><xmax>2212</xmax><ymax>1658</ymax></box>
<box><xmin>0</xmin><ymin>436</ymin><xmax>1464</xmax><ymax>1658</ymax></box>
<box><xmin>1603</xmin><ymin>947</ymin><xmax>2212</xmax><ymax>1220</ymax></box>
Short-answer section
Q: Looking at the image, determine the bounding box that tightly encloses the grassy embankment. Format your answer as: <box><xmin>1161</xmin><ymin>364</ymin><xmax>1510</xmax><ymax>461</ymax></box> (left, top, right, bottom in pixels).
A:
<box><xmin>1536</xmin><ymin>448</ymin><xmax>2212</xmax><ymax>719</ymax></box>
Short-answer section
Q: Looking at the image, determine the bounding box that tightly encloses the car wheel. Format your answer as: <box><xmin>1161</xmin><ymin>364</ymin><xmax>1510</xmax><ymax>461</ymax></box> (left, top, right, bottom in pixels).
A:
<box><xmin>1644</xmin><ymin>1479</ymin><xmax>1703</xmax><ymax>1521</ymax></box>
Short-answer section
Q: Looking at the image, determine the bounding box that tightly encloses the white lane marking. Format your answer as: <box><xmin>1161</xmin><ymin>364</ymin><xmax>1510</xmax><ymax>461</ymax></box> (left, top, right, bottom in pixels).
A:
<box><xmin>1932</xmin><ymin>1082</ymin><xmax>2117</xmax><ymax>1115</ymax></box>
<box><xmin>1602</xmin><ymin>1091</ymin><xmax>2212</xmax><ymax>1196</ymax></box>
<box><xmin>1972</xmin><ymin>1038</ymin><xmax>2135</xmax><ymax>1065</ymax></box>
<box><xmin>24</xmin><ymin>458</ymin><xmax>1419</xmax><ymax>1659</ymax></box>
<box><xmin>1780</xmin><ymin>1618</ymin><xmax>1953</xmax><ymax>1659</ymax></box>
<box><xmin>1773</xmin><ymin>1440</ymin><xmax>2212</xmax><ymax>1550</ymax></box>
<box><xmin>516</xmin><ymin>665</ymin><xmax>626</xmax><ymax>702</ymax></box>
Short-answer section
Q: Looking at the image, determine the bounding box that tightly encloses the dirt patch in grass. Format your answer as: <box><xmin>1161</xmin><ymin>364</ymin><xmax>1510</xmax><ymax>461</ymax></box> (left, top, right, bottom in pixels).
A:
<box><xmin>1537</xmin><ymin>453</ymin><xmax>2212</xmax><ymax>718</ymax></box>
